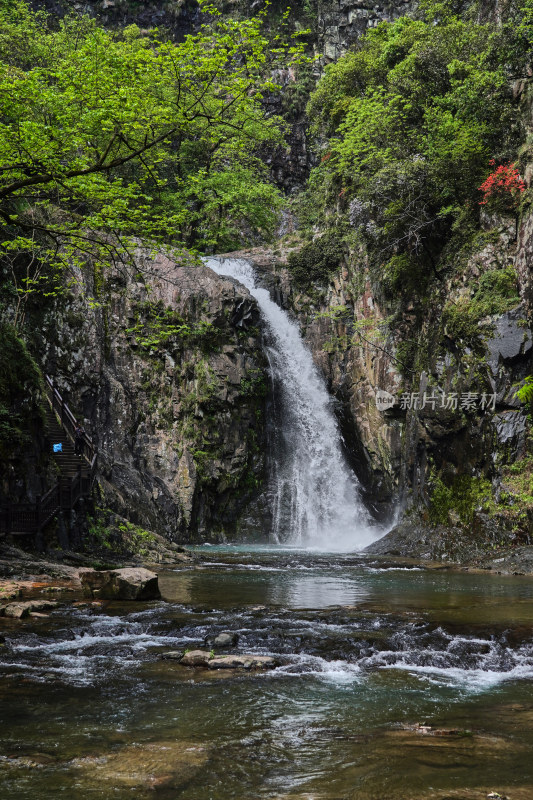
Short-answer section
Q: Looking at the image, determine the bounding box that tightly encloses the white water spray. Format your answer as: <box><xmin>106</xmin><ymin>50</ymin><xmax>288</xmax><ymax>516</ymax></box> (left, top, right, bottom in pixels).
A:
<box><xmin>205</xmin><ymin>257</ymin><xmax>379</xmax><ymax>550</ymax></box>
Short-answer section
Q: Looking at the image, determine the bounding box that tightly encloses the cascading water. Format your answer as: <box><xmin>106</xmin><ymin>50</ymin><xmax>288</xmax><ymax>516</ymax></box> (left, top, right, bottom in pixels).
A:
<box><xmin>205</xmin><ymin>257</ymin><xmax>379</xmax><ymax>550</ymax></box>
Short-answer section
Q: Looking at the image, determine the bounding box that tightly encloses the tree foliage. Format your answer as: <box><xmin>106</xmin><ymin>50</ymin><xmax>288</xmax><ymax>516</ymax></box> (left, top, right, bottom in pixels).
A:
<box><xmin>0</xmin><ymin>0</ymin><xmax>305</xmax><ymax>311</ymax></box>
<box><xmin>301</xmin><ymin>1</ymin><xmax>530</xmax><ymax>295</ymax></box>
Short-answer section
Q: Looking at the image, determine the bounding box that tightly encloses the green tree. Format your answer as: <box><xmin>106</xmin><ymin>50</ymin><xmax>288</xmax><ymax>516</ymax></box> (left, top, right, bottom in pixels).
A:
<box><xmin>0</xmin><ymin>1</ymin><xmax>304</xmax><ymax>316</ymax></box>
<box><xmin>302</xmin><ymin>2</ymin><xmax>529</xmax><ymax>295</ymax></box>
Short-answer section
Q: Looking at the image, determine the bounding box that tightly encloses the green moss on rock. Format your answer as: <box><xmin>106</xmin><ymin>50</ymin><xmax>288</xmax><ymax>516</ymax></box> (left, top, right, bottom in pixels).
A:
<box><xmin>429</xmin><ymin>474</ymin><xmax>495</xmax><ymax>527</ymax></box>
<box><xmin>287</xmin><ymin>232</ymin><xmax>345</xmax><ymax>289</ymax></box>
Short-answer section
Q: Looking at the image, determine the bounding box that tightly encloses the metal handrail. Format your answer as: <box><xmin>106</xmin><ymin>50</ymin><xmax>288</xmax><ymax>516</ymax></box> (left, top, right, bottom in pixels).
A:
<box><xmin>44</xmin><ymin>375</ymin><xmax>96</xmax><ymax>465</ymax></box>
<box><xmin>0</xmin><ymin>377</ymin><xmax>98</xmax><ymax>536</ymax></box>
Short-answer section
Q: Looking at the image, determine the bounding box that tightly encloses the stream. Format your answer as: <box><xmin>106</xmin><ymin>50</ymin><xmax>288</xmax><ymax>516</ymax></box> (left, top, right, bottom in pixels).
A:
<box><xmin>2</xmin><ymin>259</ymin><xmax>532</xmax><ymax>798</ymax></box>
<box><xmin>2</xmin><ymin>546</ymin><xmax>533</xmax><ymax>799</ymax></box>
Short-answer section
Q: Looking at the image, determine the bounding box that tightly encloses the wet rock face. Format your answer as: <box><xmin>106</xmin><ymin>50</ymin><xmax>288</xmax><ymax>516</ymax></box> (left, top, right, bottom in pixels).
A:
<box><xmin>300</xmin><ymin>278</ymin><xmax>404</xmax><ymax>519</ymax></box>
<box><xmin>488</xmin><ymin>309</ymin><xmax>533</xmax><ymax>370</ymax></box>
<box><xmin>241</xmin><ymin>247</ymin><xmax>404</xmax><ymax>520</ymax></box>
<box><xmin>235</xmin><ymin>230</ymin><xmax>533</xmax><ymax>530</ymax></box>
<box><xmin>41</xmin><ymin>250</ymin><xmax>268</xmax><ymax>542</ymax></box>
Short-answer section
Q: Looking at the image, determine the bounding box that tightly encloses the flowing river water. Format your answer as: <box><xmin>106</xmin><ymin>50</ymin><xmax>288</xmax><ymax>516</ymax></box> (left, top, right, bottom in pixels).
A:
<box><xmin>2</xmin><ymin>261</ymin><xmax>532</xmax><ymax>797</ymax></box>
<box><xmin>2</xmin><ymin>547</ymin><xmax>533</xmax><ymax>799</ymax></box>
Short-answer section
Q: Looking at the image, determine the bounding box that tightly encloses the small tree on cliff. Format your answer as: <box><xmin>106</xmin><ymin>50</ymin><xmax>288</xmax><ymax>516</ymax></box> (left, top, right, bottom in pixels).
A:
<box><xmin>0</xmin><ymin>1</ymin><xmax>305</xmax><ymax>318</ymax></box>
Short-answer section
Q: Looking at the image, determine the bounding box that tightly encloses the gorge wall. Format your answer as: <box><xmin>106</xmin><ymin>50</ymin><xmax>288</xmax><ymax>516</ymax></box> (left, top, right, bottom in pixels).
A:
<box><xmin>234</xmin><ymin>65</ymin><xmax>533</xmax><ymax>552</ymax></box>
<box><xmin>3</xmin><ymin>0</ymin><xmax>532</xmax><ymax>555</ymax></box>
<box><xmin>241</xmin><ymin>206</ymin><xmax>533</xmax><ymax>529</ymax></box>
<box><xmin>61</xmin><ymin>254</ymin><xmax>268</xmax><ymax>542</ymax></box>
<box><xmin>2</xmin><ymin>252</ymin><xmax>269</xmax><ymax>543</ymax></box>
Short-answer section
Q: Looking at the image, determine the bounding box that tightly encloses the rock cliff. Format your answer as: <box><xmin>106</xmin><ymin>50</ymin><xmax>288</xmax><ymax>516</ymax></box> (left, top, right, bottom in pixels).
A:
<box><xmin>36</xmin><ymin>251</ymin><xmax>268</xmax><ymax>542</ymax></box>
<box><xmin>233</xmin><ymin>189</ymin><xmax>533</xmax><ymax>543</ymax></box>
<box><xmin>30</xmin><ymin>0</ymin><xmax>200</xmax><ymax>40</ymax></box>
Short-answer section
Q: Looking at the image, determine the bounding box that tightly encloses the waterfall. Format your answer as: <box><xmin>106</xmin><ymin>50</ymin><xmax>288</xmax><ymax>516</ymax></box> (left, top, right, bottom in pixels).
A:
<box><xmin>205</xmin><ymin>257</ymin><xmax>378</xmax><ymax>551</ymax></box>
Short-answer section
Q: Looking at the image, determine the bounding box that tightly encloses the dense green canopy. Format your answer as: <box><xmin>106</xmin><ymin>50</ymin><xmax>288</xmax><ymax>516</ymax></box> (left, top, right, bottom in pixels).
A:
<box><xmin>300</xmin><ymin>0</ymin><xmax>531</xmax><ymax>296</ymax></box>
<box><xmin>0</xmin><ymin>0</ymin><xmax>304</xmax><ymax>307</ymax></box>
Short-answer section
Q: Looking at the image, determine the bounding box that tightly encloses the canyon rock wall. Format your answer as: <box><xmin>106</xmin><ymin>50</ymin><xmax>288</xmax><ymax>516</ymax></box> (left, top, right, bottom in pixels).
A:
<box><xmin>236</xmin><ymin>194</ymin><xmax>533</xmax><ymax>532</ymax></box>
<box><xmin>37</xmin><ymin>252</ymin><xmax>268</xmax><ymax>542</ymax></box>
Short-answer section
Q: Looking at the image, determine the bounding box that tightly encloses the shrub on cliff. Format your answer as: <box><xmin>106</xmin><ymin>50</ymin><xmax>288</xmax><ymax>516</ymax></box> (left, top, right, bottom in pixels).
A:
<box><xmin>478</xmin><ymin>160</ymin><xmax>526</xmax><ymax>212</ymax></box>
<box><xmin>287</xmin><ymin>232</ymin><xmax>345</xmax><ymax>288</ymax></box>
<box><xmin>302</xmin><ymin>0</ymin><xmax>530</xmax><ymax>294</ymax></box>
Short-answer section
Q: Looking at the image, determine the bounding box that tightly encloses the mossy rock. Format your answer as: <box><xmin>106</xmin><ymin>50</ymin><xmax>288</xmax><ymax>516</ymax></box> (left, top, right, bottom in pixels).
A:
<box><xmin>287</xmin><ymin>232</ymin><xmax>345</xmax><ymax>289</ymax></box>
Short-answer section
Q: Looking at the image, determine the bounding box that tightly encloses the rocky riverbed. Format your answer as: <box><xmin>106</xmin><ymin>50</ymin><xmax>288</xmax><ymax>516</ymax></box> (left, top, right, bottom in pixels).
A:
<box><xmin>2</xmin><ymin>545</ymin><xmax>533</xmax><ymax>799</ymax></box>
<box><xmin>364</xmin><ymin>521</ymin><xmax>533</xmax><ymax>575</ymax></box>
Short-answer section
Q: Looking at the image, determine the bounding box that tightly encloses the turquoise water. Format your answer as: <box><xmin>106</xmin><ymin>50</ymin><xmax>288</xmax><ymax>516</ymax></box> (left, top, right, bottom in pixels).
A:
<box><xmin>1</xmin><ymin>547</ymin><xmax>533</xmax><ymax>799</ymax></box>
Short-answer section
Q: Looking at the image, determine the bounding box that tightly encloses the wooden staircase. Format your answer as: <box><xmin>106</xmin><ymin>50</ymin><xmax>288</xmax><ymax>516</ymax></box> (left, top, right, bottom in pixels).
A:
<box><xmin>45</xmin><ymin>406</ymin><xmax>87</xmax><ymax>478</ymax></box>
<box><xmin>0</xmin><ymin>376</ymin><xmax>97</xmax><ymax>538</ymax></box>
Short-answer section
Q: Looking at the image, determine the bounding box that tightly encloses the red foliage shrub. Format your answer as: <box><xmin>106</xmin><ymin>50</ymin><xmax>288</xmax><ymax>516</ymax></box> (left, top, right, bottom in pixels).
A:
<box><xmin>478</xmin><ymin>159</ymin><xmax>526</xmax><ymax>210</ymax></box>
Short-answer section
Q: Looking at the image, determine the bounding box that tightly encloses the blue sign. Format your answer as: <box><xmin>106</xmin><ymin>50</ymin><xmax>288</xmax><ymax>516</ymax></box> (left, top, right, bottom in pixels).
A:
<box><xmin>53</xmin><ymin>443</ymin><xmax>62</xmax><ymax>453</ymax></box>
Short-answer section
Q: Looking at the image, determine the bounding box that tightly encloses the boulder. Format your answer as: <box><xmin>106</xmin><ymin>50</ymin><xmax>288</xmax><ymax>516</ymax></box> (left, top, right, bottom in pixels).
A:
<box><xmin>79</xmin><ymin>567</ymin><xmax>160</xmax><ymax>600</ymax></box>
<box><xmin>30</xmin><ymin>600</ymin><xmax>59</xmax><ymax>612</ymax></box>
<box><xmin>208</xmin><ymin>655</ymin><xmax>277</xmax><ymax>670</ymax></box>
<box><xmin>176</xmin><ymin>649</ymin><xmax>278</xmax><ymax>670</ymax></box>
<box><xmin>160</xmin><ymin>651</ymin><xmax>184</xmax><ymax>660</ymax></box>
<box><xmin>3</xmin><ymin>602</ymin><xmax>31</xmax><ymax>619</ymax></box>
<box><xmin>209</xmin><ymin>631</ymin><xmax>239</xmax><ymax>648</ymax></box>
<box><xmin>3</xmin><ymin>600</ymin><xmax>59</xmax><ymax>619</ymax></box>
<box><xmin>0</xmin><ymin>582</ymin><xmax>22</xmax><ymax>602</ymax></box>
<box><xmin>178</xmin><ymin>650</ymin><xmax>213</xmax><ymax>667</ymax></box>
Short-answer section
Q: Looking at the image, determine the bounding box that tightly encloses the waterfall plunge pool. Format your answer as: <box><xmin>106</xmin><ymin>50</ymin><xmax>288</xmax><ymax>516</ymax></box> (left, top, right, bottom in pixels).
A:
<box><xmin>1</xmin><ymin>547</ymin><xmax>533</xmax><ymax>799</ymax></box>
<box><xmin>1</xmin><ymin>262</ymin><xmax>530</xmax><ymax>796</ymax></box>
